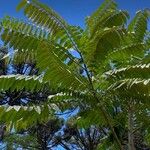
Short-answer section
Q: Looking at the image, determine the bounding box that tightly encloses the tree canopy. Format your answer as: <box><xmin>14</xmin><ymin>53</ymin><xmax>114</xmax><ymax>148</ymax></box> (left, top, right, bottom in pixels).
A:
<box><xmin>0</xmin><ymin>0</ymin><xmax>149</xmax><ymax>149</ymax></box>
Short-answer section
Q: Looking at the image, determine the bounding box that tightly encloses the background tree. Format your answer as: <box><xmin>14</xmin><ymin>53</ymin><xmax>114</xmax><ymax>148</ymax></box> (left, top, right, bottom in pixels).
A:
<box><xmin>0</xmin><ymin>47</ymin><xmax>105</xmax><ymax>150</ymax></box>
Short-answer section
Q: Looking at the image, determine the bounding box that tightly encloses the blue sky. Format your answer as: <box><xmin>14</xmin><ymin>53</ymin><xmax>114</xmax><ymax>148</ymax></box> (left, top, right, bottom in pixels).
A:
<box><xmin>0</xmin><ymin>0</ymin><xmax>150</xmax><ymax>27</ymax></box>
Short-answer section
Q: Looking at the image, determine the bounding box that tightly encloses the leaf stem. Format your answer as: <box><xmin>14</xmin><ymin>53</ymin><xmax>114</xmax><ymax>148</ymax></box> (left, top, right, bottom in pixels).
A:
<box><xmin>77</xmin><ymin>51</ymin><xmax>123</xmax><ymax>150</ymax></box>
<box><xmin>45</xmin><ymin>11</ymin><xmax>123</xmax><ymax>149</ymax></box>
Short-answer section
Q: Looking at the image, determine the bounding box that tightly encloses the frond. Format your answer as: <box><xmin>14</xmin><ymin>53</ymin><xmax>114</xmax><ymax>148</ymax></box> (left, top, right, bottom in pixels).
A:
<box><xmin>17</xmin><ymin>0</ymin><xmax>87</xmax><ymax>54</ymax></box>
<box><xmin>86</xmin><ymin>0</ymin><xmax>117</xmax><ymax>32</ymax></box>
<box><xmin>0</xmin><ymin>17</ymin><xmax>47</xmax><ymax>49</ymax></box>
<box><xmin>17</xmin><ymin>0</ymin><xmax>67</xmax><ymax>35</ymax></box>
<box><xmin>48</xmin><ymin>90</ymin><xmax>95</xmax><ymax>111</ymax></box>
<box><xmin>36</xmin><ymin>42</ymin><xmax>88</xmax><ymax>91</ymax></box>
<box><xmin>12</xmin><ymin>50</ymin><xmax>36</xmax><ymax>65</ymax></box>
<box><xmin>104</xmin><ymin>43</ymin><xmax>145</xmax><ymax>66</ymax></box>
<box><xmin>0</xmin><ymin>103</ymin><xmax>55</xmax><ymax>131</ymax></box>
<box><xmin>128</xmin><ymin>10</ymin><xmax>149</xmax><ymax>42</ymax></box>
<box><xmin>51</xmin><ymin>25</ymin><xmax>84</xmax><ymax>50</ymax></box>
<box><xmin>1</xmin><ymin>16</ymin><xmax>49</xmax><ymax>39</ymax></box>
<box><xmin>101</xmin><ymin>10</ymin><xmax>129</xmax><ymax>27</ymax></box>
<box><xmin>0</xmin><ymin>17</ymin><xmax>82</xmax><ymax>68</ymax></box>
<box><xmin>106</xmin><ymin>63</ymin><xmax>150</xmax><ymax>80</ymax></box>
<box><xmin>141</xmin><ymin>53</ymin><xmax>150</xmax><ymax>64</ymax></box>
<box><xmin>96</xmin><ymin>41</ymin><xmax>147</xmax><ymax>75</ymax></box>
<box><xmin>0</xmin><ymin>74</ymin><xmax>44</xmax><ymax>92</ymax></box>
<box><xmin>84</xmin><ymin>27</ymin><xmax>126</xmax><ymax>72</ymax></box>
<box><xmin>16</xmin><ymin>0</ymin><xmax>90</xmax><ymax>60</ymax></box>
<box><xmin>101</xmin><ymin>63</ymin><xmax>150</xmax><ymax>97</ymax></box>
<box><xmin>0</xmin><ymin>18</ymin><xmax>87</xmax><ymax>91</ymax></box>
<box><xmin>90</xmin><ymin>10</ymin><xmax>129</xmax><ymax>37</ymax></box>
<box><xmin>109</xmin><ymin>78</ymin><xmax>150</xmax><ymax>100</ymax></box>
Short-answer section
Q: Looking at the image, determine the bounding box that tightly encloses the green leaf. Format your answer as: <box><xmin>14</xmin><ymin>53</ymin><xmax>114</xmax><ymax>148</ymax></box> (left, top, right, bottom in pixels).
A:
<box><xmin>16</xmin><ymin>0</ymin><xmax>27</xmax><ymax>12</ymax></box>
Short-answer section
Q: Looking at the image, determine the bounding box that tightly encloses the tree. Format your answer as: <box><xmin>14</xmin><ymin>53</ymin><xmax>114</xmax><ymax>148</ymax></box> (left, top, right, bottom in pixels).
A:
<box><xmin>0</xmin><ymin>0</ymin><xmax>149</xmax><ymax>149</ymax></box>
<box><xmin>3</xmin><ymin>118</ymin><xmax>64</xmax><ymax>150</ymax></box>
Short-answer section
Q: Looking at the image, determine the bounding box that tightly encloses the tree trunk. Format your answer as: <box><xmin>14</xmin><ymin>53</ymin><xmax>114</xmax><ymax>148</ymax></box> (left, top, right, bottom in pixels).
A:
<box><xmin>128</xmin><ymin>107</ymin><xmax>135</xmax><ymax>150</ymax></box>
